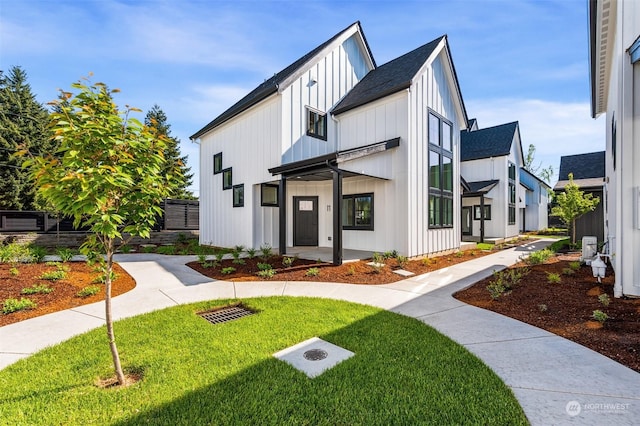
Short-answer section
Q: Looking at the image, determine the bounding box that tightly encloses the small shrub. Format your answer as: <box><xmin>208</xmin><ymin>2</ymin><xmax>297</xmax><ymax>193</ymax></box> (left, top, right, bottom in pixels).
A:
<box><xmin>476</xmin><ymin>243</ymin><xmax>494</xmax><ymax>251</ymax></box>
<box><xmin>382</xmin><ymin>250</ymin><xmax>398</xmax><ymax>260</ymax></box>
<box><xmin>9</xmin><ymin>267</ymin><xmax>19</xmax><ymax>276</ymax></box>
<box><xmin>370</xmin><ymin>252</ymin><xmax>385</xmax><ymax>273</ymax></box>
<box><xmin>421</xmin><ymin>257</ymin><xmax>432</xmax><ymax>266</ymax></box>
<box><xmin>39</xmin><ymin>270</ymin><xmax>67</xmax><ymax>281</ymax></box>
<box><xmin>56</xmin><ymin>248</ymin><xmax>75</xmax><ymax>262</ymax></box>
<box><xmin>469</xmin><ymin>250</ymin><xmax>476</xmax><ymax>257</ymax></box>
<box><xmin>569</xmin><ymin>261</ymin><xmax>581</xmax><ymax>271</ymax></box>
<box><xmin>598</xmin><ymin>293</ymin><xmax>611</xmax><ymax>307</ymax></box>
<box><xmin>142</xmin><ymin>246</ymin><xmax>156</xmax><ymax>253</ymax></box>
<box><xmin>592</xmin><ymin>309</ymin><xmax>609</xmax><ymax>323</ymax></box>
<box><xmin>282</xmin><ymin>256</ymin><xmax>296</xmax><ymax>268</ymax></box>
<box><xmin>525</xmin><ymin>249</ymin><xmax>554</xmax><ymax>266</ymax></box>
<box><xmin>256</xmin><ymin>268</ymin><xmax>276</xmax><ymax>279</ymax></box>
<box><xmin>201</xmin><ymin>261</ymin><xmax>216</xmax><ymax>268</ymax></box>
<box><xmin>214</xmin><ymin>251</ymin><xmax>226</xmax><ymax>263</ymax></box>
<box><xmin>56</xmin><ymin>263</ymin><xmax>70</xmax><ymax>272</ymax></box>
<box><xmin>28</xmin><ymin>245</ymin><xmax>47</xmax><ymax>263</ymax></box>
<box><xmin>257</xmin><ymin>263</ymin><xmax>272</xmax><ymax>271</ymax></box>
<box><xmin>176</xmin><ymin>233</ymin><xmax>188</xmax><ymax>244</ymax></box>
<box><xmin>347</xmin><ymin>266</ymin><xmax>356</xmax><ymax>276</ymax></box>
<box><xmin>487</xmin><ymin>281</ymin><xmax>506</xmax><ymax>300</ymax></box>
<box><xmin>197</xmin><ymin>253</ymin><xmax>208</xmax><ymax>264</ymax></box>
<box><xmin>306</xmin><ymin>267</ymin><xmax>320</xmax><ymax>277</ymax></box>
<box><xmin>562</xmin><ymin>268</ymin><xmax>575</xmax><ymax>276</ymax></box>
<box><xmin>233</xmin><ymin>245</ymin><xmax>245</xmax><ymax>253</ymax></box>
<box><xmin>0</xmin><ymin>242</ymin><xmax>34</xmax><ymax>264</ymax></box>
<box><xmin>396</xmin><ymin>255</ymin><xmax>408</xmax><ymax>269</ymax></box>
<box><xmin>246</xmin><ymin>248</ymin><xmax>257</xmax><ymax>259</ymax></box>
<box><xmin>547</xmin><ymin>273</ymin><xmax>561</xmax><ymax>284</ymax></box>
<box><xmin>548</xmin><ymin>238</ymin><xmax>570</xmax><ymax>253</ymax></box>
<box><xmin>231</xmin><ymin>251</ymin><xmax>245</xmax><ymax>265</ymax></box>
<box><xmin>455</xmin><ymin>251</ymin><xmax>464</xmax><ymax>258</ymax></box>
<box><xmin>92</xmin><ymin>270</ymin><xmax>119</xmax><ymax>284</ymax></box>
<box><xmin>260</xmin><ymin>244</ymin><xmax>272</xmax><ymax>260</ymax></box>
<box><xmin>119</xmin><ymin>245</ymin><xmax>133</xmax><ymax>254</ymax></box>
<box><xmin>77</xmin><ymin>285</ymin><xmax>101</xmax><ymax>297</ymax></box>
<box><xmin>45</xmin><ymin>261</ymin><xmax>60</xmax><ymax>267</ymax></box>
<box><xmin>538</xmin><ymin>304</ymin><xmax>548</xmax><ymax>313</ymax></box>
<box><xmin>2</xmin><ymin>298</ymin><xmax>37</xmax><ymax>314</ymax></box>
<box><xmin>21</xmin><ymin>284</ymin><xmax>53</xmax><ymax>295</ymax></box>
<box><xmin>221</xmin><ymin>267</ymin><xmax>236</xmax><ymax>275</ymax></box>
<box><xmin>156</xmin><ymin>245</ymin><xmax>177</xmax><ymax>255</ymax></box>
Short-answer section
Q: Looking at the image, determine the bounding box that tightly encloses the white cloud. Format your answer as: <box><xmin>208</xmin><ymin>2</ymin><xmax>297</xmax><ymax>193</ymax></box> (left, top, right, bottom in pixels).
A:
<box><xmin>466</xmin><ymin>98</ymin><xmax>605</xmax><ymax>183</ymax></box>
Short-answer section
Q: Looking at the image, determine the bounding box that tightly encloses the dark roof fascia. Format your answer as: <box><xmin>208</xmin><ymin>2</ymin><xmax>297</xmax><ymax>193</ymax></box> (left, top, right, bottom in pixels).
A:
<box><xmin>462</xmin><ymin>179</ymin><xmax>499</xmax><ymax>197</ymax></box>
<box><xmin>520</xmin><ymin>167</ymin><xmax>551</xmax><ymax>189</ymax></box>
<box><xmin>520</xmin><ymin>181</ymin><xmax>534</xmax><ymax>191</ymax></box>
<box><xmin>461</xmin><ymin>153</ymin><xmax>509</xmax><ymax>163</ymax></box>
<box><xmin>443</xmin><ymin>36</ymin><xmax>469</xmax><ymax>128</ymax></box>
<box><xmin>589</xmin><ymin>0</ymin><xmax>598</xmax><ymax>118</ymax></box>
<box><xmin>191</xmin><ymin>21</ymin><xmax>369</xmax><ymax>140</ymax></box>
<box><xmin>460</xmin><ymin>176</ymin><xmax>471</xmax><ymax>192</ymax></box>
<box><xmin>269</xmin><ymin>152</ymin><xmax>338</xmax><ymax>176</ymax></box>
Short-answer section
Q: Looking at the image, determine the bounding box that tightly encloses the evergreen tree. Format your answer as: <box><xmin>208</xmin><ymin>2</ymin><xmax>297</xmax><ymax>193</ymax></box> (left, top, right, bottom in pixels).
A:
<box><xmin>0</xmin><ymin>66</ymin><xmax>53</xmax><ymax>210</ymax></box>
<box><xmin>144</xmin><ymin>105</ymin><xmax>194</xmax><ymax>199</ymax></box>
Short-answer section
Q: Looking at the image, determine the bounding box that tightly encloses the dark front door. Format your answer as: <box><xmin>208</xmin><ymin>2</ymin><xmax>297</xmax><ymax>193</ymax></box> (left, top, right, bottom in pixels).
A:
<box><xmin>462</xmin><ymin>206</ymin><xmax>472</xmax><ymax>236</ymax></box>
<box><xmin>293</xmin><ymin>196</ymin><xmax>318</xmax><ymax>246</ymax></box>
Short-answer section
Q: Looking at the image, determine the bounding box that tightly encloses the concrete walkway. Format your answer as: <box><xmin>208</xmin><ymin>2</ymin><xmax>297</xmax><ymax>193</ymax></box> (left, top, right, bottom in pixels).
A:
<box><xmin>1</xmin><ymin>239</ymin><xmax>638</xmax><ymax>425</ymax></box>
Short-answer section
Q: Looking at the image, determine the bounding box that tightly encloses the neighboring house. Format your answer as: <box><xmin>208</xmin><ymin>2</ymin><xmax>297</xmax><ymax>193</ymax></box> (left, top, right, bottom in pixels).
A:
<box><xmin>519</xmin><ymin>168</ymin><xmax>550</xmax><ymax>233</ymax></box>
<box><xmin>589</xmin><ymin>0</ymin><xmax>640</xmax><ymax>297</ymax></box>
<box><xmin>553</xmin><ymin>152</ymin><xmax>605</xmax><ymax>243</ymax></box>
<box><xmin>191</xmin><ymin>22</ymin><xmax>468</xmax><ymax>264</ymax></box>
<box><xmin>460</xmin><ymin>120</ymin><xmax>524</xmax><ymax>242</ymax></box>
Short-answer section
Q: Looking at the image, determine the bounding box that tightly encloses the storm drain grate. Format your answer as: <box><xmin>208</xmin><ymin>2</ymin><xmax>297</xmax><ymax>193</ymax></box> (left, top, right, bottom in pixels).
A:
<box><xmin>198</xmin><ymin>305</ymin><xmax>255</xmax><ymax>325</ymax></box>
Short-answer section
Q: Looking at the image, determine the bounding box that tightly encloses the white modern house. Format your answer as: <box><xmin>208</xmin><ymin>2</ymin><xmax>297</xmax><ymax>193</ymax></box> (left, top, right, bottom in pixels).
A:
<box><xmin>192</xmin><ymin>22</ymin><xmax>468</xmax><ymax>264</ymax></box>
<box><xmin>589</xmin><ymin>0</ymin><xmax>640</xmax><ymax>297</ymax></box>
<box><xmin>460</xmin><ymin>120</ymin><xmax>524</xmax><ymax>242</ymax></box>
<box><xmin>519</xmin><ymin>167</ymin><xmax>550</xmax><ymax>233</ymax></box>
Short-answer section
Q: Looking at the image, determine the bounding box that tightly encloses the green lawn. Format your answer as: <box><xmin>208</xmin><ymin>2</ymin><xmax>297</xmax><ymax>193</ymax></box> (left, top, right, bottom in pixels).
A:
<box><xmin>0</xmin><ymin>297</ymin><xmax>527</xmax><ymax>425</ymax></box>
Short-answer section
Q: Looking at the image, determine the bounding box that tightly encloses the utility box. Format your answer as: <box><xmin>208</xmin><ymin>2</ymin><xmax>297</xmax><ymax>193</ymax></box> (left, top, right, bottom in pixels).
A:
<box><xmin>581</xmin><ymin>236</ymin><xmax>598</xmax><ymax>265</ymax></box>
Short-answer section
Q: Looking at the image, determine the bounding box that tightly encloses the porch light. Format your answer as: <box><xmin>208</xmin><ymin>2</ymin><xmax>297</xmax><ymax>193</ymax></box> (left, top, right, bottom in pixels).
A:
<box><xmin>590</xmin><ymin>253</ymin><xmax>607</xmax><ymax>283</ymax></box>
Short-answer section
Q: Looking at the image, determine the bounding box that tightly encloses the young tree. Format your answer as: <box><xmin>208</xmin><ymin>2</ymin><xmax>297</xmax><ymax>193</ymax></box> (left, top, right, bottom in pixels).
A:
<box><xmin>523</xmin><ymin>144</ymin><xmax>554</xmax><ymax>184</ymax></box>
<box><xmin>551</xmin><ymin>173</ymin><xmax>600</xmax><ymax>245</ymax></box>
<box><xmin>24</xmin><ymin>77</ymin><xmax>180</xmax><ymax>385</ymax></box>
<box><xmin>0</xmin><ymin>66</ymin><xmax>53</xmax><ymax>210</ymax></box>
<box><xmin>145</xmin><ymin>105</ymin><xmax>195</xmax><ymax>199</ymax></box>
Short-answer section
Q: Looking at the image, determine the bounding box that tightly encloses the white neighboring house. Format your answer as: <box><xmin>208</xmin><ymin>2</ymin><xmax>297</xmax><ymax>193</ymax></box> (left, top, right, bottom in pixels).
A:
<box><xmin>459</xmin><ymin>120</ymin><xmax>524</xmax><ymax>242</ymax></box>
<box><xmin>191</xmin><ymin>22</ymin><xmax>468</xmax><ymax>264</ymax></box>
<box><xmin>589</xmin><ymin>0</ymin><xmax>640</xmax><ymax>297</ymax></box>
<box><xmin>519</xmin><ymin>168</ymin><xmax>550</xmax><ymax>232</ymax></box>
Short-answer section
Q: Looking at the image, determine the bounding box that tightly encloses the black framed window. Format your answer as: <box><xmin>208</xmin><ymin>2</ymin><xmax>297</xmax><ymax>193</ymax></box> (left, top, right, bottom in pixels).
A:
<box><xmin>213</xmin><ymin>152</ymin><xmax>223</xmax><ymax>174</ymax></box>
<box><xmin>261</xmin><ymin>183</ymin><xmax>279</xmax><ymax>207</ymax></box>
<box><xmin>342</xmin><ymin>193</ymin><xmax>373</xmax><ymax>230</ymax></box>
<box><xmin>222</xmin><ymin>168</ymin><xmax>232</xmax><ymax>190</ymax></box>
<box><xmin>428</xmin><ymin>110</ymin><xmax>454</xmax><ymax>228</ymax></box>
<box><xmin>233</xmin><ymin>184</ymin><xmax>244</xmax><ymax>207</ymax></box>
<box><xmin>508</xmin><ymin>162</ymin><xmax>516</xmax><ymax>225</ymax></box>
<box><xmin>306</xmin><ymin>107</ymin><xmax>327</xmax><ymax>140</ymax></box>
<box><xmin>474</xmin><ymin>205</ymin><xmax>491</xmax><ymax>220</ymax></box>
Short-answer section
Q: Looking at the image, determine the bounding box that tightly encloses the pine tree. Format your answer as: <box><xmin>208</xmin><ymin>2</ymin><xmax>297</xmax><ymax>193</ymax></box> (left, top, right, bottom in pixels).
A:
<box><xmin>144</xmin><ymin>105</ymin><xmax>194</xmax><ymax>199</ymax></box>
<box><xmin>0</xmin><ymin>66</ymin><xmax>53</xmax><ymax>210</ymax></box>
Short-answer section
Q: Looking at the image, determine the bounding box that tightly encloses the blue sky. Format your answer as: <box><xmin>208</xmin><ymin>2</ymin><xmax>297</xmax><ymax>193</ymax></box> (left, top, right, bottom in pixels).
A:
<box><xmin>1</xmin><ymin>0</ymin><xmax>603</xmax><ymax>195</ymax></box>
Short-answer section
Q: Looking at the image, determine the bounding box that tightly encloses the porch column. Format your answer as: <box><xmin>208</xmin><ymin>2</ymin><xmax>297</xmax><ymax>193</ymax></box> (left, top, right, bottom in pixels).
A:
<box><xmin>332</xmin><ymin>169</ymin><xmax>343</xmax><ymax>266</ymax></box>
<box><xmin>480</xmin><ymin>195</ymin><xmax>485</xmax><ymax>243</ymax></box>
<box><xmin>279</xmin><ymin>176</ymin><xmax>287</xmax><ymax>256</ymax></box>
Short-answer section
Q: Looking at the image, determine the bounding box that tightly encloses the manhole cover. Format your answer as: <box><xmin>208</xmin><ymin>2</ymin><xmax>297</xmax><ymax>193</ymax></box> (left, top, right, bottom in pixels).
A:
<box><xmin>303</xmin><ymin>349</ymin><xmax>328</xmax><ymax>361</ymax></box>
<box><xmin>198</xmin><ymin>305</ymin><xmax>255</xmax><ymax>325</ymax></box>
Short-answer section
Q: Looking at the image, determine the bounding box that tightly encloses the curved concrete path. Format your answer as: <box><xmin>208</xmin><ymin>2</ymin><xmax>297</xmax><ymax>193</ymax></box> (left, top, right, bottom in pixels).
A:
<box><xmin>1</xmin><ymin>239</ymin><xmax>638</xmax><ymax>425</ymax></box>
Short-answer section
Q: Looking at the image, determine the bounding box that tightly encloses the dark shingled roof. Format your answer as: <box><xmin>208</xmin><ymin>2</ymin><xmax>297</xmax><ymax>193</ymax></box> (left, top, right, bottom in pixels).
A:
<box><xmin>461</xmin><ymin>121</ymin><xmax>519</xmax><ymax>161</ymax></box>
<box><xmin>191</xmin><ymin>21</ymin><xmax>374</xmax><ymax>139</ymax></box>
<box><xmin>332</xmin><ymin>36</ymin><xmax>445</xmax><ymax>115</ymax></box>
<box><xmin>558</xmin><ymin>151</ymin><xmax>605</xmax><ymax>180</ymax></box>
<box><xmin>462</xmin><ymin>179</ymin><xmax>499</xmax><ymax>196</ymax></box>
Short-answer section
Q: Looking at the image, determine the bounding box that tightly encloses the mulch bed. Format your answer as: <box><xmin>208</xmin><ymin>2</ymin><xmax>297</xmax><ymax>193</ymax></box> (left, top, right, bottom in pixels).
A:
<box><xmin>454</xmin><ymin>257</ymin><xmax>640</xmax><ymax>373</ymax></box>
<box><xmin>0</xmin><ymin>262</ymin><xmax>136</xmax><ymax>327</ymax></box>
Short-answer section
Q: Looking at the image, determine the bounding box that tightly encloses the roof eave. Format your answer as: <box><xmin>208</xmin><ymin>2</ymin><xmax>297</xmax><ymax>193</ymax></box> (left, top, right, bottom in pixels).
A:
<box><xmin>332</xmin><ymin>83</ymin><xmax>411</xmax><ymax>115</ymax></box>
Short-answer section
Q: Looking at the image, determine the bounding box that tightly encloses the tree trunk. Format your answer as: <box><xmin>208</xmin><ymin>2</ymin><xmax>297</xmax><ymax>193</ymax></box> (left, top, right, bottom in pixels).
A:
<box><xmin>105</xmin><ymin>240</ymin><xmax>126</xmax><ymax>385</ymax></box>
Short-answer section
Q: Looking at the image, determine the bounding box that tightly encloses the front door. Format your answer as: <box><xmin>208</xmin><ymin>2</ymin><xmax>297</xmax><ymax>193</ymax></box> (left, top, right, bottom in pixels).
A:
<box><xmin>462</xmin><ymin>206</ymin><xmax>472</xmax><ymax>236</ymax></box>
<box><xmin>293</xmin><ymin>196</ymin><xmax>318</xmax><ymax>246</ymax></box>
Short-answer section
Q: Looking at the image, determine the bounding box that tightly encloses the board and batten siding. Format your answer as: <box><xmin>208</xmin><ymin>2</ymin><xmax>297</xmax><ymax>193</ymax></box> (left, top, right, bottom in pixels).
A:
<box><xmin>407</xmin><ymin>50</ymin><xmax>462</xmax><ymax>256</ymax></box>
<box><xmin>199</xmin><ymin>95</ymin><xmax>282</xmax><ymax>249</ymax></box>
<box><xmin>280</xmin><ymin>34</ymin><xmax>371</xmax><ymax>165</ymax></box>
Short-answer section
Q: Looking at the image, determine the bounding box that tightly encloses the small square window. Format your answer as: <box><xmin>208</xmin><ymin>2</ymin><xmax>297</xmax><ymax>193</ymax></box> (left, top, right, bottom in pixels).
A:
<box><xmin>261</xmin><ymin>183</ymin><xmax>279</xmax><ymax>207</ymax></box>
<box><xmin>222</xmin><ymin>168</ymin><xmax>232</xmax><ymax>190</ymax></box>
<box><xmin>342</xmin><ymin>193</ymin><xmax>373</xmax><ymax>230</ymax></box>
<box><xmin>306</xmin><ymin>108</ymin><xmax>327</xmax><ymax>140</ymax></box>
<box><xmin>473</xmin><ymin>205</ymin><xmax>491</xmax><ymax>220</ymax></box>
<box><xmin>233</xmin><ymin>184</ymin><xmax>244</xmax><ymax>207</ymax></box>
<box><xmin>213</xmin><ymin>153</ymin><xmax>223</xmax><ymax>174</ymax></box>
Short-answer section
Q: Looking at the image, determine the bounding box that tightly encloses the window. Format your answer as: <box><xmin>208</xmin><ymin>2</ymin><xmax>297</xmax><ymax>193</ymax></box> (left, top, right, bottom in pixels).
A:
<box><xmin>474</xmin><ymin>205</ymin><xmax>491</xmax><ymax>220</ymax></box>
<box><xmin>508</xmin><ymin>162</ymin><xmax>516</xmax><ymax>225</ymax></box>
<box><xmin>342</xmin><ymin>193</ymin><xmax>373</xmax><ymax>230</ymax></box>
<box><xmin>261</xmin><ymin>183</ymin><xmax>279</xmax><ymax>207</ymax></box>
<box><xmin>428</xmin><ymin>110</ymin><xmax>454</xmax><ymax>228</ymax></box>
<box><xmin>213</xmin><ymin>153</ymin><xmax>223</xmax><ymax>174</ymax></box>
<box><xmin>222</xmin><ymin>168</ymin><xmax>232</xmax><ymax>190</ymax></box>
<box><xmin>233</xmin><ymin>184</ymin><xmax>244</xmax><ymax>207</ymax></box>
<box><xmin>306</xmin><ymin>108</ymin><xmax>327</xmax><ymax>140</ymax></box>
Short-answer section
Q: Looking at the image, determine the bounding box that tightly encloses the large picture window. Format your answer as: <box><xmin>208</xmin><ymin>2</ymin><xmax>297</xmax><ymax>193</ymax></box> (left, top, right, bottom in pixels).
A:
<box><xmin>428</xmin><ymin>111</ymin><xmax>454</xmax><ymax>228</ymax></box>
<box><xmin>306</xmin><ymin>107</ymin><xmax>327</xmax><ymax>140</ymax></box>
<box><xmin>508</xmin><ymin>162</ymin><xmax>516</xmax><ymax>225</ymax></box>
<box><xmin>261</xmin><ymin>183</ymin><xmax>279</xmax><ymax>207</ymax></box>
<box><xmin>342</xmin><ymin>193</ymin><xmax>373</xmax><ymax>230</ymax></box>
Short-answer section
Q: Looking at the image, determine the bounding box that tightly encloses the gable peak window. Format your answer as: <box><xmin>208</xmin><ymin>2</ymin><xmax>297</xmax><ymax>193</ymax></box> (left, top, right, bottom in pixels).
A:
<box><xmin>307</xmin><ymin>107</ymin><xmax>327</xmax><ymax>140</ymax></box>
